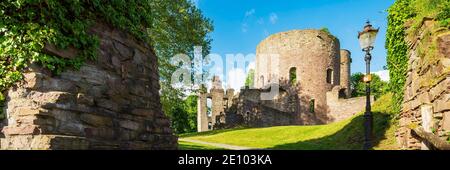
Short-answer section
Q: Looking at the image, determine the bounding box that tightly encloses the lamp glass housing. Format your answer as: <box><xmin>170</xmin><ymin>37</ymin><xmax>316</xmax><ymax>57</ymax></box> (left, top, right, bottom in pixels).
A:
<box><xmin>358</xmin><ymin>30</ymin><xmax>378</xmax><ymax>50</ymax></box>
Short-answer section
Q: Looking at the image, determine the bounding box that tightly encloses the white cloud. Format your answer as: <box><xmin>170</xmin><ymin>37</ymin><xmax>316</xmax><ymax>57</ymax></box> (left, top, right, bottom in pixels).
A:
<box><xmin>372</xmin><ymin>70</ymin><xmax>390</xmax><ymax>82</ymax></box>
<box><xmin>245</xmin><ymin>9</ymin><xmax>256</xmax><ymax>17</ymax></box>
<box><xmin>241</xmin><ymin>9</ymin><xmax>256</xmax><ymax>33</ymax></box>
<box><xmin>247</xmin><ymin>61</ymin><xmax>255</xmax><ymax>72</ymax></box>
<box><xmin>269</xmin><ymin>13</ymin><xmax>278</xmax><ymax>24</ymax></box>
<box><xmin>227</xmin><ymin>68</ymin><xmax>246</xmax><ymax>92</ymax></box>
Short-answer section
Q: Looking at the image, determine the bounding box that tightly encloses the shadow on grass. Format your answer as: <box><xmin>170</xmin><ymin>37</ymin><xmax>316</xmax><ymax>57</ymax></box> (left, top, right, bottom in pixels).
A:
<box><xmin>178</xmin><ymin>141</ymin><xmax>226</xmax><ymax>150</ymax></box>
<box><xmin>179</xmin><ymin>127</ymin><xmax>247</xmax><ymax>138</ymax></box>
<box><xmin>270</xmin><ymin>111</ymin><xmax>393</xmax><ymax>150</ymax></box>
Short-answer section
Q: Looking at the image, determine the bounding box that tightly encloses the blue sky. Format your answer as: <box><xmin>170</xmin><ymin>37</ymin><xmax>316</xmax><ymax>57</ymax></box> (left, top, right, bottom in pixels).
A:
<box><xmin>193</xmin><ymin>0</ymin><xmax>394</xmax><ymax>90</ymax></box>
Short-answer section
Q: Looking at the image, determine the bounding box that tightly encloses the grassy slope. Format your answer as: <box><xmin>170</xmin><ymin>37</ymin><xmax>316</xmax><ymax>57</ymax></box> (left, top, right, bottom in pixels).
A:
<box><xmin>178</xmin><ymin>140</ymin><xmax>225</xmax><ymax>150</ymax></box>
<box><xmin>180</xmin><ymin>93</ymin><xmax>398</xmax><ymax>150</ymax></box>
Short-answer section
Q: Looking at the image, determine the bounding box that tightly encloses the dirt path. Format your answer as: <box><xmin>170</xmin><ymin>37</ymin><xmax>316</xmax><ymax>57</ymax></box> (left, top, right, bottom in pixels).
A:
<box><xmin>179</xmin><ymin>138</ymin><xmax>259</xmax><ymax>150</ymax></box>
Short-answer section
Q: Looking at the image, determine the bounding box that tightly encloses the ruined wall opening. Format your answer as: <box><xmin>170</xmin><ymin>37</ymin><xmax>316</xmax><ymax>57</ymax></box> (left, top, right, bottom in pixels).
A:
<box><xmin>207</xmin><ymin>98</ymin><xmax>212</xmax><ymax>117</ymax></box>
<box><xmin>289</xmin><ymin>67</ymin><xmax>297</xmax><ymax>85</ymax></box>
<box><xmin>326</xmin><ymin>69</ymin><xmax>333</xmax><ymax>84</ymax></box>
<box><xmin>309</xmin><ymin>99</ymin><xmax>315</xmax><ymax>113</ymax></box>
<box><xmin>338</xmin><ymin>89</ymin><xmax>347</xmax><ymax>99</ymax></box>
<box><xmin>208</xmin><ymin>122</ymin><xmax>212</xmax><ymax>130</ymax></box>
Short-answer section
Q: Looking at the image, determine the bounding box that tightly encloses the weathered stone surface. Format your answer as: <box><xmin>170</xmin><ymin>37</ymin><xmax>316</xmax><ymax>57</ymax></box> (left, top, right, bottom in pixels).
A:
<box><xmin>80</xmin><ymin>114</ymin><xmax>113</xmax><ymax>127</ymax></box>
<box><xmin>77</xmin><ymin>93</ymin><xmax>95</xmax><ymax>106</ymax></box>
<box><xmin>443</xmin><ymin>112</ymin><xmax>450</xmax><ymax>131</ymax></box>
<box><xmin>2</xmin><ymin>125</ymin><xmax>40</xmax><ymax>135</ymax></box>
<box><xmin>0</xmin><ymin>22</ymin><xmax>177</xmax><ymax>150</ymax></box>
<box><xmin>437</xmin><ymin>34</ymin><xmax>450</xmax><ymax>57</ymax></box>
<box><xmin>43</xmin><ymin>44</ymin><xmax>78</xmax><ymax>59</ymax></box>
<box><xmin>433</xmin><ymin>95</ymin><xmax>450</xmax><ymax>113</ymax></box>
<box><xmin>397</xmin><ymin>19</ymin><xmax>450</xmax><ymax>150</ymax></box>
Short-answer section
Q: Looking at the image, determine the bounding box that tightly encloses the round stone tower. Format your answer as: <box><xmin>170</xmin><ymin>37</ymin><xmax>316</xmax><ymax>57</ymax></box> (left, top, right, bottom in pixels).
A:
<box><xmin>340</xmin><ymin>49</ymin><xmax>352</xmax><ymax>98</ymax></box>
<box><xmin>255</xmin><ymin>29</ymin><xmax>341</xmax><ymax>123</ymax></box>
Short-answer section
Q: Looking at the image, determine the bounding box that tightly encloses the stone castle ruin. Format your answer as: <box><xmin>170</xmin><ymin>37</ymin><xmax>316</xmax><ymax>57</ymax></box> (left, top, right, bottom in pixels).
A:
<box><xmin>0</xmin><ymin>22</ymin><xmax>177</xmax><ymax>149</ymax></box>
<box><xmin>198</xmin><ymin>30</ymin><xmax>373</xmax><ymax>132</ymax></box>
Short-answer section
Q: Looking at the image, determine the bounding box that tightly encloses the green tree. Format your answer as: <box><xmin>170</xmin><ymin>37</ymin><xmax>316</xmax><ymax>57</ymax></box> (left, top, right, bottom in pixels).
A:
<box><xmin>184</xmin><ymin>95</ymin><xmax>198</xmax><ymax>132</ymax></box>
<box><xmin>351</xmin><ymin>73</ymin><xmax>389</xmax><ymax>99</ymax></box>
<box><xmin>167</xmin><ymin>95</ymin><xmax>198</xmax><ymax>134</ymax></box>
<box><xmin>151</xmin><ymin>0</ymin><xmax>213</xmax><ymax>125</ymax></box>
<box><xmin>245</xmin><ymin>69</ymin><xmax>255</xmax><ymax>87</ymax></box>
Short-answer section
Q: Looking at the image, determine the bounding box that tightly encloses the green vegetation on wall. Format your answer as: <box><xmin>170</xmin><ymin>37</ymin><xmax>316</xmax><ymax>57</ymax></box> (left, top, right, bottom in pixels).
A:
<box><xmin>386</xmin><ymin>0</ymin><xmax>415</xmax><ymax>113</ymax></box>
<box><xmin>245</xmin><ymin>69</ymin><xmax>255</xmax><ymax>88</ymax></box>
<box><xmin>0</xmin><ymin>0</ymin><xmax>213</xmax><ymax>121</ymax></box>
<box><xmin>386</xmin><ymin>0</ymin><xmax>449</xmax><ymax>113</ymax></box>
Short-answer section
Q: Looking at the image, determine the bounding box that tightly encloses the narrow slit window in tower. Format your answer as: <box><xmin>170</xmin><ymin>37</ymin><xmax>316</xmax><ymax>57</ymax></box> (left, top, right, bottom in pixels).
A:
<box><xmin>309</xmin><ymin>99</ymin><xmax>315</xmax><ymax>113</ymax></box>
<box><xmin>289</xmin><ymin>67</ymin><xmax>297</xmax><ymax>85</ymax></box>
<box><xmin>326</xmin><ymin>69</ymin><xmax>333</xmax><ymax>84</ymax></box>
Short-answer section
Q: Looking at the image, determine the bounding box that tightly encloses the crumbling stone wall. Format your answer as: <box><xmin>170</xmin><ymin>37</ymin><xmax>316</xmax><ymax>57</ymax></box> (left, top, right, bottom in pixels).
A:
<box><xmin>0</xmin><ymin>22</ymin><xmax>177</xmax><ymax>150</ymax></box>
<box><xmin>397</xmin><ymin>18</ymin><xmax>450</xmax><ymax>150</ymax></box>
<box><xmin>197</xmin><ymin>29</ymin><xmax>369</xmax><ymax>132</ymax></box>
<box><xmin>326</xmin><ymin>86</ymin><xmax>373</xmax><ymax>123</ymax></box>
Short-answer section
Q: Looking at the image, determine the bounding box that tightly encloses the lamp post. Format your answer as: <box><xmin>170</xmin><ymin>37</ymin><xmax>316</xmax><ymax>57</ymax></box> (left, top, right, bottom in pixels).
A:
<box><xmin>358</xmin><ymin>21</ymin><xmax>379</xmax><ymax>150</ymax></box>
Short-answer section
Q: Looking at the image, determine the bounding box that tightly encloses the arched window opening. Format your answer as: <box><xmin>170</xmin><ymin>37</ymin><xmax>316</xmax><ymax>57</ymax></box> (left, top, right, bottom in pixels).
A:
<box><xmin>289</xmin><ymin>67</ymin><xmax>297</xmax><ymax>85</ymax></box>
<box><xmin>326</xmin><ymin>69</ymin><xmax>333</xmax><ymax>84</ymax></box>
<box><xmin>309</xmin><ymin>99</ymin><xmax>315</xmax><ymax>113</ymax></box>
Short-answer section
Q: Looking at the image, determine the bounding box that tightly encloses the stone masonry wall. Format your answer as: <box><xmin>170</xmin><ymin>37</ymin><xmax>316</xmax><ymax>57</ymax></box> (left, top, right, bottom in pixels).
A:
<box><xmin>0</xmin><ymin>22</ymin><xmax>177</xmax><ymax>150</ymax></box>
<box><xmin>255</xmin><ymin>30</ymin><xmax>341</xmax><ymax>123</ymax></box>
<box><xmin>326</xmin><ymin>86</ymin><xmax>373</xmax><ymax>123</ymax></box>
<box><xmin>340</xmin><ymin>50</ymin><xmax>352</xmax><ymax>98</ymax></box>
<box><xmin>396</xmin><ymin>18</ymin><xmax>450</xmax><ymax>150</ymax></box>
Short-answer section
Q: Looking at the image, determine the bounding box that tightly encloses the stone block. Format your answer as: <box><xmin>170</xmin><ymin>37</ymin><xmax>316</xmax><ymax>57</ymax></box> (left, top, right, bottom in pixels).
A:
<box><xmin>2</xmin><ymin>125</ymin><xmax>40</xmax><ymax>135</ymax></box>
<box><xmin>43</xmin><ymin>44</ymin><xmax>78</xmax><ymax>59</ymax></box>
<box><xmin>80</xmin><ymin>114</ymin><xmax>113</xmax><ymax>127</ymax></box>
<box><xmin>433</xmin><ymin>95</ymin><xmax>450</xmax><ymax>113</ymax></box>
<box><xmin>119</xmin><ymin>120</ymin><xmax>140</xmax><ymax>131</ymax></box>
<box><xmin>84</xmin><ymin>127</ymin><xmax>115</xmax><ymax>140</ymax></box>
<box><xmin>113</xmin><ymin>41</ymin><xmax>133</xmax><ymax>61</ymax></box>
<box><xmin>96</xmin><ymin>99</ymin><xmax>120</xmax><ymax>112</ymax></box>
<box><xmin>443</xmin><ymin>112</ymin><xmax>450</xmax><ymax>131</ymax></box>
<box><xmin>77</xmin><ymin>93</ymin><xmax>95</xmax><ymax>106</ymax></box>
<box><xmin>437</xmin><ymin>34</ymin><xmax>450</xmax><ymax>57</ymax></box>
<box><xmin>22</xmin><ymin>72</ymin><xmax>44</xmax><ymax>89</ymax></box>
<box><xmin>131</xmin><ymin>109</ymin><xmax>155</xmax><ymax>117</ymax></box>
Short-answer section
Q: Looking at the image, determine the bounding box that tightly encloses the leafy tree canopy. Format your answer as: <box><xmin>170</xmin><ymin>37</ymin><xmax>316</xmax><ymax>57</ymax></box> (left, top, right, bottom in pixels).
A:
<box><xmin>351</xmin><ymin>73</ymin><xmax>389</xmax><ymax>99</ymax></box>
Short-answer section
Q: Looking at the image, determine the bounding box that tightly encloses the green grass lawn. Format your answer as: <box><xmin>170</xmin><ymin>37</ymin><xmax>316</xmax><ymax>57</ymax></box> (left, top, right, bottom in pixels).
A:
<box><xmin>178</xmin><ymin>140</ymin><xmax>226</xmax><ymax>150</ymax></box>
<box><xmin>180</xmin><ymin>93</ymin><xmax>398</xmax><ymax>150</ymax></box>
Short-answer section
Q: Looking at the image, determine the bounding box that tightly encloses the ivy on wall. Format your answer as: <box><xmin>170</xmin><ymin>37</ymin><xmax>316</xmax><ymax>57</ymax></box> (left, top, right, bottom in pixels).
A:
<box><xmin>386</xmin><ymin>0</ymin><xmax>449</xmax><ymax>113</ymax></box>
<box><xmin>386</xmin><ymin>0</ymin><xmax>415</xmax><ymax>113</ymax></box>
<box><xmin>0</xmin><ymin>0</ymin><xmax>158</xmax><ymax>118</ymax></box>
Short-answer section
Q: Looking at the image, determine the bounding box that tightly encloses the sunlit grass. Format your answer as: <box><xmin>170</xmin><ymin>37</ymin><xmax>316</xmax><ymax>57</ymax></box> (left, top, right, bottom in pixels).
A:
<box><xmin>180</xmin><ymin>93</ymin><xmax>398</xmax><ymax>150</ymax></box>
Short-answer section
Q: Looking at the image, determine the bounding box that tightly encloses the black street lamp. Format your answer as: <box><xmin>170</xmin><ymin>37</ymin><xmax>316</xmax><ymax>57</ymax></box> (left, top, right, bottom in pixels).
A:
<box><xmin>358</xmin><ymin>21</ymin><xmax>379</xmax><ymax>150</ymax></box>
